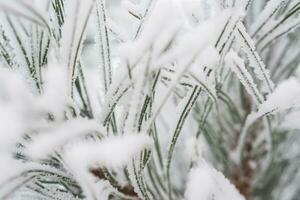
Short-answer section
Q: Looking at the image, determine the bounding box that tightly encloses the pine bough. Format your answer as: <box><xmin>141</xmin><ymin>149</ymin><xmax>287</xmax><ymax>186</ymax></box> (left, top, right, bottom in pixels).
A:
<box><xmin>0</xmin><ymin>0</ymin><xmax>300</xmax><ymax>200</ymax></box>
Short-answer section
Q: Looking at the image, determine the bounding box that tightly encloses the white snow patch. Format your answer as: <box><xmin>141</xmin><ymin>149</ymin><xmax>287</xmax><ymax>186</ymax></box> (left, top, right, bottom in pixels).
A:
<box><xmin>185</xmin><ymin>160</ymin><xmax>245</xmax><ymax>200</ymax></box>
<box><xmin>63</xmin><ymin>134</ymin><xmax>152</xmax><ymax>169</ymax></box>
<box><xmin>27</xmin><ymin>118</ymin><xmax>104</xmax><ymax>160</ymax></box>
<box><xmin>249</xmin><ymin>77</ymin><xmax>300</xmax><ymax>124</ymax></box>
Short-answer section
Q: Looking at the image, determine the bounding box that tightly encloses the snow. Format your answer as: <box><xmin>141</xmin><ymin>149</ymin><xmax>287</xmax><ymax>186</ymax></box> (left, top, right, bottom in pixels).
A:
<box><xmin>106</xmin><ymin>17</ymin><xmax>130</xmax><ymax>42</ymax></box>
<box><xmin>249</xmin><ymin>77</ymin><xmax>300</xmax><ymax>124</ymax></box>
<box><xmin>0</xmin><ymin>68</ymin><xmax>33</xmax><ymax>149</ymax></box>
<box><xmin>177</xmin><ymin>0</ymin><xmax>222</xmax><ymax>24</ymax></box>
<box><xmin>0</xmin><ymin>154</ymin><xmax>24</xmax><ymax>186</ymax></box>
<box><xmin>189</xmin><ymin>46</ymin><xmax>219</xmax><ymax>101</ymax></box>
<box><xmin>232</xmin><ymin>78</ymin><xmax>300</xmax><ymax>163</ymax></box>
<box><xmin>2</xmin><ymin>0</ymin><xmax>300</xmax><ymax>199</ymax></box>
<box><xmin>184</xmin><ymin>135</ymin><xmax>210</xmax><ymax>164</ymax></box>
<box><xmin>0</xmin><ymin>66</ymin><xmax>95</xmax><ymax>192</ymax></box>
<box><xmin>118</xmin><ymin>0</ymin><xmax>184</xmax><ymax>66</ymax></box>
<box><xmin>27</xmin><ymin>118</ymin><xmax>104</xmax><ymax>160</ymax></box>
<box><xmin>37</xmin><ymin>63</ymin><xmax>70</xmax><ymax>120</ymax></box>
<box><xmin>0</xmin><ymin>68</ymin><xmax>32</xmax><ymax>188</ymax></box>
<box><xmin>185</xmin><ymin>159</ymin><xmax>245</xmax><ymax>200</ymax></box>
<box><xmin>156</xmin><ymin>14</ymin><xmax>228</xmax><ymax>67</ymax></box>
<box><xmin>63</xmin><ymin>134</ymin><xmax>152</xmax><ymax>199</ymax></box>
<box><xmin>0</xmin><ymin>0</ymin><xmax>50</xmax><ymax>29</ymax></box>
<box><xmin>280</xmin><ymin>110</ymin><xmax>300</xmax><ymax>130</ymax></box>
<box><xmin>64</xmin><ymin>134</ymin><xmax>152</xmax><ymax>169</ymax></box>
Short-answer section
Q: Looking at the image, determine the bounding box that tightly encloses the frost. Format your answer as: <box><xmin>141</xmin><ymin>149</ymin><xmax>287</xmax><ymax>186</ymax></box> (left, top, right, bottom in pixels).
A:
<box><xmin>225</xmin><ymin>50</ymin><xmax>264</xmax><ymax>105</ymax></box>
<box><xmin>95</xmin><ymin>0</ymin><xmax>112</xmax><ymax>93</ymax></box>
<box><xmin>185</xmin><ymin>160</ymin><xmax>245</xmax><ymax>200</ymax></box>
<box><xmin>250</xmin><ymin>0</ymin><xmax>287</xmax><ymax>35</ymax></box>
<box><xmin>215</xmin><ymin>8</ymin><xmax>244</xmax><ymax>53</ymax></box>
<box><xmin>235</xmin><ymin>22</ymin><xmax>274</xmax><ymax>93</ymax></box>
<box><xmin>127</xmin><ymin>157</ymin><xmax>152</xmax><ymax>199</ymax></box>
<box><xmin>166</xmin><ymin>85</ymin><xmax>201</xmax><ymax>178</ymax></box>
<box><xmin>258</xmin><ymin>17</ymin><xmax>300</xmax><ymax>50</ymax></box>
<box><xmin>0</xmin><ymin>0</ymin><xmax>50</xmax><ymax>29</ymax></box>
<box><xmin>60</xmin><ymin>0</ymin><xmax>95</xmax><ymax>95</ymax></box>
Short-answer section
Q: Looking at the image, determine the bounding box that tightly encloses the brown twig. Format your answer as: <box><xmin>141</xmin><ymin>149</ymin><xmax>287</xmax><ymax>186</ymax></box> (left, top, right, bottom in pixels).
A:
<box><xmin>90</xmin><ymin>168</ymin><xmax>139</xmax><ymax>198</ymax></box>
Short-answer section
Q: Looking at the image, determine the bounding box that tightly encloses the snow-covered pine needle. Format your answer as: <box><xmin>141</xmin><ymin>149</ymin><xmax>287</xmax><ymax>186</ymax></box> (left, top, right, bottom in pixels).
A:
<box><xmin>166</xmin><ymin>85</ymin><xmax>201</xmax><ymax>199</ymax></box>
<box><xmin>95</xmin><ymin>0</ymin><xmax>112</xmax><ymax>93</ymax></box>
<box><xmin>235</xmin><ymin>22</ymin><xmax>274</xmax><ymax>93</ymax></box>
<box><xmin>225</xmin><ymin>50</ymin><xmax>264</xmax><ymax>105</ymax></box>
<box><xmin>60</xmin><ymin>0</ymin><xmax>95</xmax><ymax>97</ymax></box>
<box><xmin>250</xmin><ymin>0</ymin><xmax>287</xmax><ymax>36</ymax></box>
<box><xmin>0</xmin><ymin>0</ymin><xmax>51</xmax><ymax>31</ymax></box>
<box><xmin>1</xmin><ymin>0</ymin><xmax>300</xmax><ymax>199</ymax></box>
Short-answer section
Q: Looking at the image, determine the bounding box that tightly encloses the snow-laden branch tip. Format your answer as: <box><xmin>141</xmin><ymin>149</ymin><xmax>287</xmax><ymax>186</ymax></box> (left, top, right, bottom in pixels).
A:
<box><xmin>185</xmin><ymin>160</ymin><xmax>245</xmax><ymax>200</ymax></box>
<box><xmin>62</xmin><ymin>133</ymin><xmax>152</xmax><ymax>200</ymax></box>
<box><xmin>233</xmin><ymin>77</ymin><xmax>300</xmax><ymax>164</ymax></box>
<box><xmin>248</xmin><ymin>77</ymin><xmax>300</xmax><ymax>125</ymax></box>
<box><xmin>64</xmin><ymin>133</ymin><xmax>152</xmax><ymax>169</ymax></box>
<box><xmin>27</xmin><ymin>118</ymin><xmax>105</xmax><ymax>160</ymax></box>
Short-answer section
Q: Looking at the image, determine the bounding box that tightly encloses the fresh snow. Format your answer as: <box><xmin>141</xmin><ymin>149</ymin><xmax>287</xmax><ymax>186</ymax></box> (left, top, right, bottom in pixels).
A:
<box><xmin>185</xmin><ymin>160</ymin><xmax>245</xmax><ymax>200</ymax></box>
<box><xmin>27</xmin><ymin>118</ymin><xmax>104</xmax><ymax>160</ymax></box>
<box><xmin>248</xmin><ymin>77</ymin><xmax>300</xmax><ymax>124</ymax></box>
